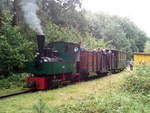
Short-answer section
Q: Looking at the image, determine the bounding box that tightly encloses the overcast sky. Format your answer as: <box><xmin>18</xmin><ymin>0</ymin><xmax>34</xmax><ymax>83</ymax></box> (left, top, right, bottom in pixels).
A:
<box><xmin>82</xmin><ymin>0</ymin><xmax>150</xmax><ymax>37</ymax></box>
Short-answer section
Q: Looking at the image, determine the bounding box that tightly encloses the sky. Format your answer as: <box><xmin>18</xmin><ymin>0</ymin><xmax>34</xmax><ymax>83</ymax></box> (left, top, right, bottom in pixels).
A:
<box><xmin>82</xmin><ymin>0</ymin><xmax>150</xmax><ymax>37</ymax></box>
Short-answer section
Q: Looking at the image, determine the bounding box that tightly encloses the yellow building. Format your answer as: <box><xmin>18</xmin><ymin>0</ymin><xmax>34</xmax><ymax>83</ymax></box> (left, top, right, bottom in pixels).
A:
<box><xmin>134</xmin><ymin>52</ymin><xmax>150</xmax><ymax>66</ymax></box>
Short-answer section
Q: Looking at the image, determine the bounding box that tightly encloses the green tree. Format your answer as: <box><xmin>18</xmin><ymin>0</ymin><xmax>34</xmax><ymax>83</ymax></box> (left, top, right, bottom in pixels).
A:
<box><xmin>44</xmin><ymin>22</ymin><xmax>105</xmax><ymax>50</ymax></box>
<box><xmin>0</xmin><ymin>11</ymin><xmax>34</xmax><ymax>75</ymax></box>
<box><xmin>0</xmin><ymin>0</ymin><xmax>20</xmax><ymax>25</ymax></box>
<box><xmin>86</xmin><ymin>12</ymin><xmax>148</xmax><ymax>58</ymax></box>
<box><xmin>39</xmin><ymin>0</ymin><xmax>88</xmax><ymax>32</ymax></box>
<box><xmin>144</xmin><ymin>41</ymin><xmax>150</xmax><ymax>53</ymax></box>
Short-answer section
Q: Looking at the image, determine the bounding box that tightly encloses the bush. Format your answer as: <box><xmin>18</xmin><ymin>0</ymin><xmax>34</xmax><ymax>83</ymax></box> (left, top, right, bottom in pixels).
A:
<box><xmin>123</xmin><ymin>65</ymin><xmax>150</xmax><ymax>94</ymax></box>
<box><xmin>0</xmin><ymin>73</ymin><xmax>29</xmax><ymax>89</ymax></box>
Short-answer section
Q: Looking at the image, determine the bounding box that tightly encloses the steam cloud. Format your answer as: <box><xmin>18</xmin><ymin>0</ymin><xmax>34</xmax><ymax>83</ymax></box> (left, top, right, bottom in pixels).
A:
<box><xmin>20</xmin><ymin>0</ymin><xmax>43</xmax><ymax>35</ymax></box>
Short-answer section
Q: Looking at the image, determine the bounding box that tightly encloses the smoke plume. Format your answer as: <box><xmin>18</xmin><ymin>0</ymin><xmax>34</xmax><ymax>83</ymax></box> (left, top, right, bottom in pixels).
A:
<box><xmin>20</xmin><ymin>0</ymin><xmax>43</xmax><ymax>35</ymax></box>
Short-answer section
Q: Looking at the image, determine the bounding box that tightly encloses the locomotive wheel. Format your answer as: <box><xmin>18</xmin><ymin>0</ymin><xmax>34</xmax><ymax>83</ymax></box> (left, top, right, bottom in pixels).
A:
<box><xmin>70</xmin><ymin>76</ymin><xmax>77</xmax><ymax>83</ymax></box>
<box><xmin>48</xmin><ymin>80</ymin><xmax>61</xmax><ymax>89</ymax></box>
<box><xmin>79</xmin><ymin>69</ymin><xmax>89</xmax><ymax>81</ymax></box>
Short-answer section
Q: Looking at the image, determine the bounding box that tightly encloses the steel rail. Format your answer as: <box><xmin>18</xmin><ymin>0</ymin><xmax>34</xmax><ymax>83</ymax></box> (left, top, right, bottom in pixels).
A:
<box><xmin>0</xmin><ymin>89</ymin><xmax>31</xmax><ymax>99</ymax></box>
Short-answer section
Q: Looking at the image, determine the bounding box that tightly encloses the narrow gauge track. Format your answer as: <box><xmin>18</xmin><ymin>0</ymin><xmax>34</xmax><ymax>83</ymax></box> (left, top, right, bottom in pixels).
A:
<box><xmin>0</xmin><ymin>76</ymin><xmax>99</xmax><ymax>99</ymax></box>
<box><xmin>0</xmin><ymin>73</ymin><xmax>116</xmax><ymax>99</ymax></box>
<box><xmin>0</xmin><ymin>89</ymin><xmax>31</xmax><ymax>99</ymax></box>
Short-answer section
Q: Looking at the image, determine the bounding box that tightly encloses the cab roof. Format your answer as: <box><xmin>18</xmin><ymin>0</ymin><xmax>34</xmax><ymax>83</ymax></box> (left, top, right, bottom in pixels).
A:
<box><xmin>134</xmin><ymin>52</ymin><xmax>150</xmax><ymax>56</ymax></box>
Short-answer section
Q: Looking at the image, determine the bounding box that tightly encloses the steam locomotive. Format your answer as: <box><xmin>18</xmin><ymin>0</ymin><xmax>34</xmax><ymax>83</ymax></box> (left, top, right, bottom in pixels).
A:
<box><xmin>26</xmin><ymin>35</ymin><xmax>127</xmax><ymax>90</ymax></box>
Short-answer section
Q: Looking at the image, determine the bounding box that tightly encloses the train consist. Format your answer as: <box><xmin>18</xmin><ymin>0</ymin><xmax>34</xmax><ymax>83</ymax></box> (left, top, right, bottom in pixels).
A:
<box><xmin>26</xmin><ymin>35</ymin><xmax>127</xmax><ymax>90</ymax></box>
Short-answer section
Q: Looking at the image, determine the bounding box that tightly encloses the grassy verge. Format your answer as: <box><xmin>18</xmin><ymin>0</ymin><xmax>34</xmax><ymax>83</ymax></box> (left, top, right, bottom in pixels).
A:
<box><xmin>0</xmin><ymin>87</ymin><xmax>26</xmax><ymax>96</ymax></box>
<box><xmin>0</xmin><ymin>71</ymin><xmax>125</xmax><ymax>113</ymax></box>
<box><xmin>1</xmin><ymin>67</ymin><xmax>149</xmax><ymax>113</ymax></box>
<box><xmin>48</xmin><ymin>66</ymin><xmax>150</xmax><ymax>113</ymax></box>
<box><xmin>48</xmin><ymin>90</ymin><xmax>150</xmax><ymax>113</ymax></box>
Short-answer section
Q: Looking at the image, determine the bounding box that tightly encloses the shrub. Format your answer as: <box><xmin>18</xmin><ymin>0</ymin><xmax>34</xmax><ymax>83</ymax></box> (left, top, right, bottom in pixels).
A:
<box><xmin>123</xmin><ymin>65</ymin><xmax>150</xmax><ymax>94</ymax></box>
<box><xmin>0</xmin><ymin>73</ymin><xmax>29</xmax><ymax>89</ymax></box>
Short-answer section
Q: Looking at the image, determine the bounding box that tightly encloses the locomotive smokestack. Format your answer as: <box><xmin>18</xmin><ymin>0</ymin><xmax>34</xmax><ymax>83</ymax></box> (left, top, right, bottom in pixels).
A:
<box><xmin>37</xmin><ymin>35</ymin><xmax>45</xmax><ymax>56</ymax></box>
<box><xmin>20</xmin><ymin>0</ymin><xmax>44</xmax><ymax>35</ymax></box>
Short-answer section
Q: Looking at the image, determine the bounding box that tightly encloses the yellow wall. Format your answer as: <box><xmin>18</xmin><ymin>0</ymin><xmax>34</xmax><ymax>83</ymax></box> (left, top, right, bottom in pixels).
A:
<box><xmin>134</xmin><ymin>53</ymin><xmax>150</xmax><ymax>66</ymax></box>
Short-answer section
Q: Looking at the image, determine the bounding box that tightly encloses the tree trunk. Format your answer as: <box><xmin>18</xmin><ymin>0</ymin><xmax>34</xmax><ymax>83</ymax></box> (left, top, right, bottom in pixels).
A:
<box><xmin>13</xmin><ymin>0</ymin><xmax>19</xmax><ymax>26</ymax></box>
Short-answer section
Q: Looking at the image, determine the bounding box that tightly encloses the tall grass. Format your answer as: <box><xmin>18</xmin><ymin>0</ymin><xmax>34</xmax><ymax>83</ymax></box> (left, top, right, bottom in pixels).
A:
<box><xmin>33</xmin><ymin>98</ymin><xmax>47</xmax><ymax>113</ymax></box>
<box><xmin>34</xmin><ymin>90</ymin><xmax>149</xmax><ymax>113</ymax></box>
